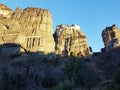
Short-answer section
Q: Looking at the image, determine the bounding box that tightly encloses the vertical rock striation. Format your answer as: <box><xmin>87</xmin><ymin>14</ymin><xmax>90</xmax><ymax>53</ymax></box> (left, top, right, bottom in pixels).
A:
<box><xmin>53</xmin><ymin>24</ymin><xmax>92</xmax><ymax>56</ymax></box>
<box><xmin>102</xmin><ymin>24</ymin><xmax>120</xmax><ymax>52</ymax></box>
<box><xmin>0</xmin><ymin>4</ymin><xmax>55</xmax><ymax>54</ymax></box>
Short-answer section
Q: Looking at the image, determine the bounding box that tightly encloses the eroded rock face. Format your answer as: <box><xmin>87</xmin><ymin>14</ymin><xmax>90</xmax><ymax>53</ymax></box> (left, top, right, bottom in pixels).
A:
<box><xmin>0</xmin><ymin>3</ymin><xmax>13</xmax><ymax>18</ymax></box>
<box><xmin>54</xmin><ymin>24</ymin><xmax>91</xmax><ymax>56</ymax></box>
<box><xmin>0</xmin><ymin>4</ymin><xmax>55</xmax><ymax>53</ymax></box>
<box><xmin>102</xmin><ymin>24</ymin><xmax>120</xmax><ymax>52</ymax></box>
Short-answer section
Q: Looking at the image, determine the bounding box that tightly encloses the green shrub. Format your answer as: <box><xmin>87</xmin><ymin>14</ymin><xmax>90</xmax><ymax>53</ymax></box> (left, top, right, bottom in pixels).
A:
<box><xmin>0</xmin><ymin>67</ymin><xmax>12</xmax><ymax>90</ymax></box>
<box><xmin>64</xmin><ymin>59</ymin><xmax>84</xmax><ymax>86</ymax></box>
<box><xmin>104</xmin><ymin>84</ymin><xmax>120</xmax><ymax>90</ymax></box>
<box><xmin>42</xmin><ymin>72</ymin><xmax>57</xmax><ymax>88</ymax></box>
<box><xmin>64</xmin><ymin>59</ymin><xmax>83</xmax><ymax>79</ymax></box>
<box><xmin>0</xmin><ymin>67</ymin><xmax>26</xmax><ymax>90</ymax></box>
<box><xmin>104</xmin><ymin>62</ymin><xmax>120</xmax><ymax>90</ymax></box>
<box><xmin>9</xmin><ymin>54</ymin><xmax>21</xmax><ymax>59</ymax></box>
<box><xmin>42</xmin><ymin>58</ymin><xmax>59</xmax><ymax>66</ymax></box>
<box><xmin>114</xmin><ymin>65</ymin><xmax>120</xmax><ymax>85</ymax></box>
<box><xmin>53</xmin><ymin>77</ymin><xmax>75</xmax><ymax>90</ymax></box>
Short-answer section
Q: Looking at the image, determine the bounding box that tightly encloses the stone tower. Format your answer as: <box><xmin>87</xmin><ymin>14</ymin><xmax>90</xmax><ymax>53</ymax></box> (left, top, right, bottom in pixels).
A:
<box><xmin>53</xmin><ymin>24</ymin><xmax>92</xmax><ymax>56</ymax></box>
<box><xmin>0</xmin><ymin>4</ymin><xmax>55</xmax><ymax>54</ymax></box>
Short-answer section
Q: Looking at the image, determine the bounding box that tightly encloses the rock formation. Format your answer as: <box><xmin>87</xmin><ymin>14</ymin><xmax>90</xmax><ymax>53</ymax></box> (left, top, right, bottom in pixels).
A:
<box><xmin>53</xmin><ymin>24</ymin><xmax>92</xmax><ymax>56</ymax></box>
<box><xmin>102</xmin><ymin>24</ymin><xmax>120</xmax><ymax>52</ymax></box>
<box><xmin>0</xmin><ymin>4</ymin><xmax>55</xmax><ymax>54</ymax></box>
<box><xmin>0</xmin><ymin>3</ymin><xmax>13</xmax><ymax>18</ymax></box>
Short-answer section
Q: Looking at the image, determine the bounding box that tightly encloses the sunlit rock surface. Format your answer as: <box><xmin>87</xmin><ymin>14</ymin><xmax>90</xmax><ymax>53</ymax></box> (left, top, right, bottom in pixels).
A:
<box><xmin>54</xmin><ymin>24</ymin><xmax>92</xmax><ymax>56</ymax></box>
<box><xmin>0</xmin><ymin>4</ymin><xmax>55</xmax><ymax>53</ymax></box>
<box><xmin>0</xmin><ymin>3</ymin><xmax>13</xmax><ymax>18</ymax></box>
<box><xmin>102</xmin><ymin>24</ymin><xmax>120</xmax><ymax>52</ymax></box>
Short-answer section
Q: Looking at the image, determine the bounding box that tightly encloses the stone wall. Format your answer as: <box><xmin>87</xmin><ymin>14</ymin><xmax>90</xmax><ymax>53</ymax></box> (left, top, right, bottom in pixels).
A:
<box><xmin>102</xmin><ymin>24</ymin><xmax>120</xmax><ymax>52</ymax></box>
<box><xmin>53</xmin><ymin>24</ymin><xmax>92</xmax><ymax>56</ymax></box>
<box><xmin>0</xmin><ymin>4</ymin><xmax>55</xmax><ymax>54</ymax></box>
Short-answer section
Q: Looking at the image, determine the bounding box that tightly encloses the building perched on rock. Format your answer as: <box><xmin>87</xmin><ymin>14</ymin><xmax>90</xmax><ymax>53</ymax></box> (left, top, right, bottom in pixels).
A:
<box><xmin>0</xmin><ymin>3</ymin><xmax>92</xmax><ymax>56</ymax></box>
<box><xmin>53</xmin><ymin>24</ymin><xmax>92</xmax><ymax>56</ymax></box>
<box><xmin>102</xmin><ymin>24</ymin><xmax>120</xmax><ymax>52</ymax></box>
<box><xmin>0</xmin><ymin>3</ymin><xmax>55</xmax><ymax>54</ymax></box>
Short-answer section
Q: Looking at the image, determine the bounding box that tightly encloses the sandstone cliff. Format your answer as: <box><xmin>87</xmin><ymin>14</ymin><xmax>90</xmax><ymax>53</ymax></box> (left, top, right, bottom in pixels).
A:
<box><xmin>102</xmin><ymin>24</ymin><xmax>120</xmax><ymax>52</ymax></box>
<box><xmin>54</xmin><ymin>24</ymin><xmax>91</xmax><ymax>56</ymax></box>
<box><xmin>0</xmin><ymin>3</ymin><xmax>13</xmax><ymax>18</ymax></box>
<box><xmin>0</xmin><ymin>4</ymin><xmax>55</xmax><ymax>53</ymax></box>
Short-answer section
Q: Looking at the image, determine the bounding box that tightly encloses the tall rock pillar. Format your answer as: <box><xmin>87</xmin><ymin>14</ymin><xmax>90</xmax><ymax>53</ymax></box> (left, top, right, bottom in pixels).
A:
<box><xmin>54</xmin><ymin>24</ymin><xmax>92</xmax><ymax>56</ymax></box>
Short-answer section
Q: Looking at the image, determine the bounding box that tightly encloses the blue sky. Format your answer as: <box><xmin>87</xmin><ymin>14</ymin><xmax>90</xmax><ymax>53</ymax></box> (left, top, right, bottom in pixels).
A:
<box><xmin>1</xmin><ymin>0</ymin><xmax>120</xmax><ymax>52</ymax></box>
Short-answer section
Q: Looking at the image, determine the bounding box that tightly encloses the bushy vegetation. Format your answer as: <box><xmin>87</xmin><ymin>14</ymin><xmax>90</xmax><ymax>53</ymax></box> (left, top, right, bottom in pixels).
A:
<box><xmin>104</xmin><ymin>84</ymin><xmax>120</xmax><ymax>90</ymax></box>
<box><xmin>41</xmin><ymin>72</ymin><xmax>57</xmax><ymax>88</ymax></box>
<box><xmin>0</xmin><ymin>67</ymin><xmax>26</xmax><ymax>90</ymax></box>
<box><xmin>62</xmin><ymin>58</ymin><xmax>85</xmax><ymax>88</ymax></box>
<box><xmin>53</xmin><ymin>77</ymin><xmax>75</xmax><ymax>90</ymax></box>
<box><xmin>114</xmin><ymin>63</ymin><xmax>120</xmax><ymax>85</ymax></box>
<box><xmin>9</xmin><ymin>54</ymin><xmax>21</xmax><ymax>59</ymax></box>
<box><xmin>104</xmin><ymin>62</ymin><xmax>120</xmax><ymax>90</ymax></box>
<box><xmin>0</xmin><ymin>47</ymin><xmax>120</xmax><ymax>90</ymax></box>
<box><xmin>42</xmin><ymin>57</ymin><xmax>59</xmax><ymax>66</ymax></box>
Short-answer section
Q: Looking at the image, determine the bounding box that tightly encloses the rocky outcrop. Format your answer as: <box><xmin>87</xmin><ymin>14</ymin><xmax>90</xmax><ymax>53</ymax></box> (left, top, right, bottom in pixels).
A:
<box><xmin>102</xmin><ymin>24</ymin><xmax>120</xmax><ymax>52</ymax></box>
<box><xmin>53</xmin><ymin>24</ymin><xmax>92</xmax><ymax>56</ymax></box>
<box><xmin>0</xmin><ymin>4</ymin><xmax>55</xmax><ymax>54</ymax></box>
<box><xmin>0</xmin><ymin>3</ymin><xmax>13</xmax><ymax>18</ymax></box>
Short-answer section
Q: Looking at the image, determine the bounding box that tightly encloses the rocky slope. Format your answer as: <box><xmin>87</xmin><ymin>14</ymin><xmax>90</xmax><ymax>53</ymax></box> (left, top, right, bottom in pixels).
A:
<box><xmin>0</xmin><ymin>4</ymin><xmax>55</xmax><ymax>54</ymax></box>
<box><xmin>0</xmin><ymin>46</ymin><xmax>120</xmax><ymax>90</ymax></box>
<box><xmin>54</xmin><ymin>24</ymin><xmax>92</xmax><ymax>56</ymax></box>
